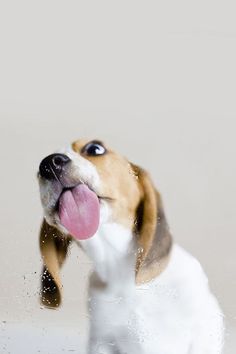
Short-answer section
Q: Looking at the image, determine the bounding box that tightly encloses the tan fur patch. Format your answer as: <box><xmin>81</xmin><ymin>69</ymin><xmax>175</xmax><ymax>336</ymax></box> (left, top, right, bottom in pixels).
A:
<box><xmin>136</xmin><ymin>254</ymin><xmax>171</xmax><ymax>284</ymax></box>
<box><xmin>39</xmin><ymin>220</ymin><xmax>72</xmax><ymax>308</ymax></box>
<box><xmin>72</xmin><ymin>140</ymin><xmax>173</xmax><ymax>283</ymax></box>
<box><xmin>72</xmin><ymin>139</ymin><xmax>141</xmax><ymax>229</ymax></box>
<box><xmin>132</xmin><ymin>166</ymin><xmax>173</xmax><ymax>284</ymax></box>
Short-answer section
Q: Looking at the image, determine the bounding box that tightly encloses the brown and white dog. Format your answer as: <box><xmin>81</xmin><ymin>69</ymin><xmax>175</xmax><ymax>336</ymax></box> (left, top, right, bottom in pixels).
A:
<box><xmin>38</xmin><ymin>138</ymin><xmax>224</xmax><ymax>354</ymax></box>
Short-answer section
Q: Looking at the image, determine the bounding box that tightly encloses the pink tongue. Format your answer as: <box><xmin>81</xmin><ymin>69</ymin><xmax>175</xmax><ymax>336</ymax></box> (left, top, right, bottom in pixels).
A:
<box><xmin>59</xmin><ymin>184</ymin><xmax>100</xmax><ymax>240</ymax></box>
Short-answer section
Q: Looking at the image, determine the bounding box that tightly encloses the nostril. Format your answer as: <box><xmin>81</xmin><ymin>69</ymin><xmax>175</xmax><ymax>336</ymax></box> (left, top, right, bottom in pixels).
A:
<box><xmin>39</xmin><ymin>153</ymin><xmax>71</xmax><ymax>180</ymax></box>
<box><xmin>53</xmin><ymin>156</ymin><xmax>64</xmax><ymax>167</ymax></box>
<box><xmin>52</xmin><ymin>154</ymin><xmax>70</xmax><ymax>167</ymax></box>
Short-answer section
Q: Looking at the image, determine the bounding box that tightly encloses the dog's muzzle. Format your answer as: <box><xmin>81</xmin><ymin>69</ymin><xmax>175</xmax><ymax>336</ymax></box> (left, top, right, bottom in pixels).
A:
<box><xmin>38</xmin><ymin>153</ymin><xmax>101</xmax><ymax>241</ymax></box>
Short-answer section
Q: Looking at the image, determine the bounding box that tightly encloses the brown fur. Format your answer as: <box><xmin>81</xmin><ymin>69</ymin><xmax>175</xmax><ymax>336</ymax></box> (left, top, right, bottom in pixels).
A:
<box><xmin>132</xmin><ymin>165</ymin><xmax>172</xmax><ymax>284</ymax></box>
<box><xmin>39</xmin><ymin>220</ymin><xmax>72</xmax><ymax>308</ymax></box>
<box><xmin>39</xmin><ymin>139</ymin><xmax>172</xmax><ymax>307</ymax></box>
<box><xmin>72</xmin><ymin>139</ymin><xmax>141</xmax><ymax>230</ymax></box>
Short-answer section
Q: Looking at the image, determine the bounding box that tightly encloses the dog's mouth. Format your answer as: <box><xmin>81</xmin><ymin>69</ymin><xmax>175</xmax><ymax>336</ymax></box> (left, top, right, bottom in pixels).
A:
<box><xmin>55</xmin><ymin>183</ymin><xmax>100</xmax><ymax>241</ymax></box>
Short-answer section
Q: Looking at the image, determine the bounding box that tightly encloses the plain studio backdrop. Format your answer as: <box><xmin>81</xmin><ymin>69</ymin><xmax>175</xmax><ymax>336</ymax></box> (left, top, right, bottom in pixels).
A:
<box><xmin>0</xmin><ymin>1</ymin><xmax>235</xmax><ymax>353</ymax></box>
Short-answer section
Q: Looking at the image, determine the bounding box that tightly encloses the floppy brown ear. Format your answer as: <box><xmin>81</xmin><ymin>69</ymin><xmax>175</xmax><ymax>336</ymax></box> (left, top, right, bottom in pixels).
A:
<box><xmin>39</xmin><ymin>219</ymin><xmax>72</xmax><ymax>308</ymax></box>
<box><xmin>132</xmin><ymin>165</ymin><xmax>173</xmax><ymax>284</ymax></box>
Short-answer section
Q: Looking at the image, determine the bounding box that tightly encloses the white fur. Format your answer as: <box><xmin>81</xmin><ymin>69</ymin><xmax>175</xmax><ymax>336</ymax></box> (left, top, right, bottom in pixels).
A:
<box><xmin>81</xmin><ymin>222</ymin><xmax>224</xmax><ymax>354</ymax></box>
<box><xmin>39</xmin><ymin>145</ymin><xmax>224</xmax><ymax>354</ymax></box>
<box><xmin>58</xmin><ymin>146</ymin><xmax>101</xmax><ymax>193</ymax></box>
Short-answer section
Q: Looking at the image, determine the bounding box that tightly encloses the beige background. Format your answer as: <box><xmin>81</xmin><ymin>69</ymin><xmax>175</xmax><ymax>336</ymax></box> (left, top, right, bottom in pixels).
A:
<box><xmin>0</xmin><ymin>1</ymin><xmax>235</xmax><ymax>353</ymax></box>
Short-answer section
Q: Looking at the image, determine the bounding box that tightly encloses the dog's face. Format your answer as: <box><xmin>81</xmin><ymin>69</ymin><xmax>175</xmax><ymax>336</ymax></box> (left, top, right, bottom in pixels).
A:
<box><xmin>38</xmin><ymin>138</ymin><xmax>141</xmax><ymax>239</ymax></box>
<box><xmin>38</xmin><ymin>138</ymin><xmax>172</xmax><ymax>308</ymax></box>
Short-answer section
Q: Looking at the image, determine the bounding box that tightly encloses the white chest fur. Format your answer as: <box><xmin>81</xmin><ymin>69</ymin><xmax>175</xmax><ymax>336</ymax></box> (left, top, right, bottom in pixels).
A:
<box><xmin>79</xmin><ymin>223</ymin><xmax>224</xmax><ymax>354</ymax></box>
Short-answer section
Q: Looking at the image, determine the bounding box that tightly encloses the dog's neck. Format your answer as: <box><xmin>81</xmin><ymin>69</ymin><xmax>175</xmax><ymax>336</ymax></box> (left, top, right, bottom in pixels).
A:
<box><xmin>81</xmin><ymin>222</ymin><xmax>137</xmax><ymax>293</ymax></box>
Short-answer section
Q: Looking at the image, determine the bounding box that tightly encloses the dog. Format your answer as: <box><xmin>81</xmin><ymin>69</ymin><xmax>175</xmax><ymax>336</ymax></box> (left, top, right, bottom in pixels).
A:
<box><xmin>38</xmin><ymin>138</ymin><xmax>224</xmax><ymax>354</ymax></box>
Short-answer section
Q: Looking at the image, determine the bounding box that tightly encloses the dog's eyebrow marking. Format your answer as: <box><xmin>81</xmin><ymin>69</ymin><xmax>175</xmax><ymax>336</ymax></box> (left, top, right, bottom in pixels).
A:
<box><xmin>88</xmin><ymin>140</ymin><xmax>105</xmax><ymax>146</ymax></box>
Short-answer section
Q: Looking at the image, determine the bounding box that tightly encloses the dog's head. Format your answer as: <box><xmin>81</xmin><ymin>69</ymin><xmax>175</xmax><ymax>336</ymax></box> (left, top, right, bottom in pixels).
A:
<box><xmin>38</xmin><ymin>138</ymin><xmax>172</xmax><ymax>308</ymax></box>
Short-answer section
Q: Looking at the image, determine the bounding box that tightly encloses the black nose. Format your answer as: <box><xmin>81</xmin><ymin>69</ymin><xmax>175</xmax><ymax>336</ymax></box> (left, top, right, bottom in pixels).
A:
<box><xmin>39</xmin><ymin>153</ymin><xmax>71</xmax><ymax>180</ymax></box>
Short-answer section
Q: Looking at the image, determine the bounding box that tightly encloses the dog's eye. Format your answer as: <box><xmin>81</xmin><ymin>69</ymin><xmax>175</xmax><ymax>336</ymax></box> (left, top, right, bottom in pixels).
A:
<box><xmin>82</xmin><ymin>141</ymin><xmax>106</xmax><ymax>156</ymax></box>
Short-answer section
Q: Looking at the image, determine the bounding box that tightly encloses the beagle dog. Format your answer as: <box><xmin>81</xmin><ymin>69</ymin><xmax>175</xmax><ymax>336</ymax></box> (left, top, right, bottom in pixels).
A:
<box><xmin>38</xmin><ymin>138</ymin><xmax>224</xmax><ymax>354</ymax></box>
